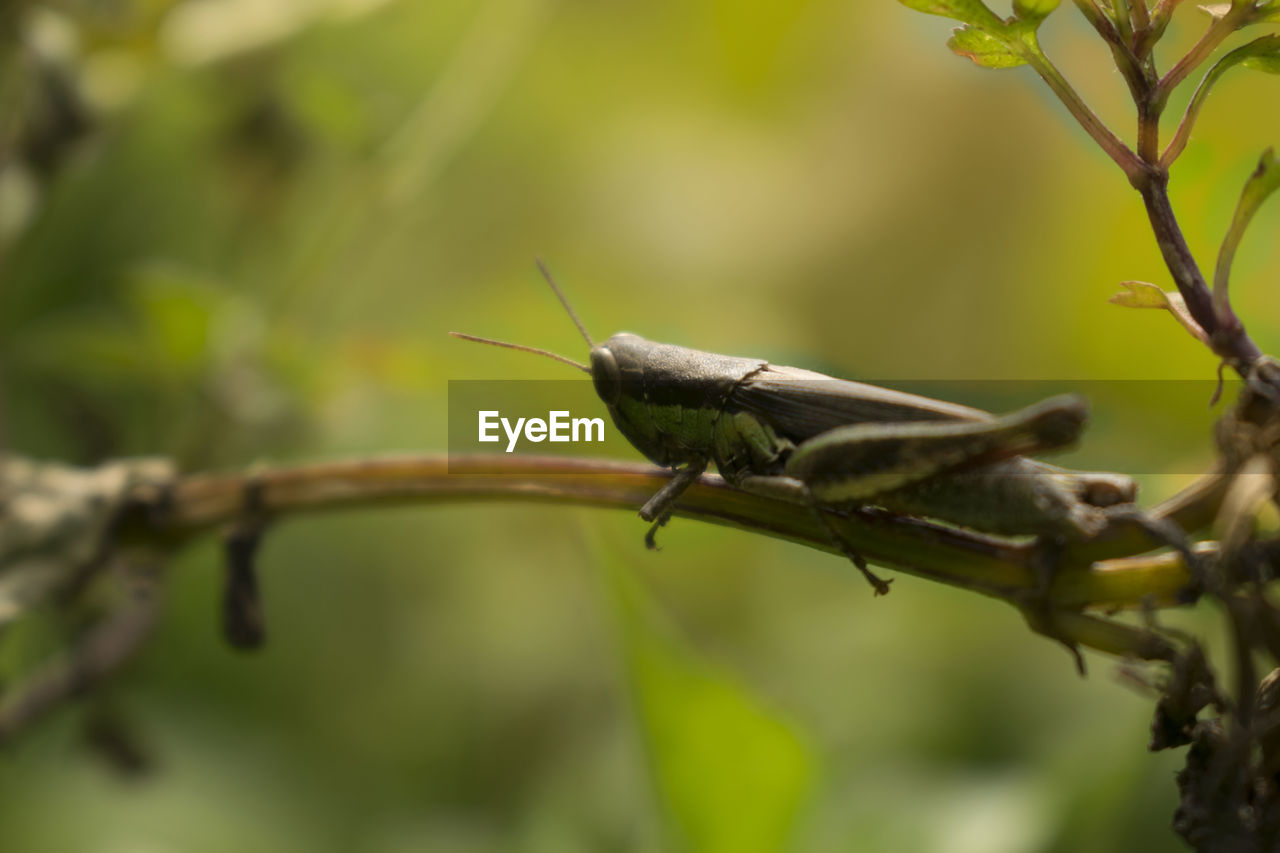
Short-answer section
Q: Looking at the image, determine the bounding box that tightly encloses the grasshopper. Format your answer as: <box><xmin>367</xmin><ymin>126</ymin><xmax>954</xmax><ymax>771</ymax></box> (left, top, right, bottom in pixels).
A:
<box><xmin>452</xmin><ymin>263</ymin><xmax>1137</xmax><ymax>595</ymax></box>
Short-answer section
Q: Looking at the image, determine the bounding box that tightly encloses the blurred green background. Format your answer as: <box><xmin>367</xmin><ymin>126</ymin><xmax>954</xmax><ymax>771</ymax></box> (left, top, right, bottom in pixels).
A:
<box><xmin>3</xmin><ymin>1</ymin><xmax>1280</xmax><ymax>850</ymax></box>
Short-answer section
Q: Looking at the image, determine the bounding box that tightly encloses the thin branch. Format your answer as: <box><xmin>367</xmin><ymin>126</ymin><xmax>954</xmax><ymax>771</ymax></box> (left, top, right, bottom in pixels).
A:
<box><xmin>148</xmin><ymin>454</ymin><xmax>1040</xmax><ymax>597</ymax></box>
<box><xmin>1018</xmin><ymin>45</ymin><xmax>1147</xmax><ymax>183</ymax></box>
<box><xmin>1156</xmin><ymin>3</ymin><xmax>1252</xmax><ymax>110</ymax></box>
<box><xmin>128</xmin><ymin>454</ymin><xmax>1226</xmax><ymax>646</ymax></box>
<box><xmin>1163</xmin><ymin>36</ymin><xmax>1280</xmax><ymax>168</ymax></box>
<box><xmin>1067</xmin><ymin>0</ymin><xmax>1264</xmax><ymax>371</ymax></box>
<box><xmin>1152</xmin><ymin>0</ymin><xmax>1188</xmax><ymax>21</ymax></box>
<box><xmin>1136</xmin><ymin>0</ymin><xmax>1183</xmax><ymax>57</ymax></box>
<box><xmin>1114</xmin><ymin>0</ymin><xmax>1138</xmax><ymax>44</ymax></box>
<box><xmin>1131</xmin><ymin>0</ymin><xmax>1152</xmax><ymax>31</ymax></box>
<box><xmin>0</xmin><ymin>564</ymin><xmax>159</xmax><ymax>744</ymax></box>
<box><xmin>1073</xmin><ymin>0</ymin><xmax>1153</xmax><ymax>102</ymax></box>
<box><xmin>1138</xmin><ymin>176</ymin><xmax>1262</xmax><ymax>368</ymax></box>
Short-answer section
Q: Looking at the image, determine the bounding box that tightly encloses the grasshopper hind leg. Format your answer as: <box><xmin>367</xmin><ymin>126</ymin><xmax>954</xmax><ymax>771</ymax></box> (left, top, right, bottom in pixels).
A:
<box><xmin>1021</xmin><ymin>536</ymin><xmax>1087</xmax><ymax>675</ymax></box>
<box><xmin>733</xmin><ymin>473</ymin><xmax>892</xmax><ymax>596</ymax></box>
<box><xmin>806</xmin><ymin>492</ymin><xmax>893</xmax><ymax>596</ymax></box>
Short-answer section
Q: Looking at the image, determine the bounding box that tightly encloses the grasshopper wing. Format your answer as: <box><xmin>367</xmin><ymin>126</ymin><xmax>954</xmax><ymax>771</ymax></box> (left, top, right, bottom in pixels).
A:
<box><xmin>729</xmin><ymin>364</ymin><xmax>988</xmax><ymax>444</ymax></box>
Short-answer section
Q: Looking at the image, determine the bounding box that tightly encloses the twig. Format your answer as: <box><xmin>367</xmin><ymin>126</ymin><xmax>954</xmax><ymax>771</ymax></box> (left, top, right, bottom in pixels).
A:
<box><xmin>131</xmin><ymin>453</ymin><xmax>1221</xmax><ymax>626</ymax></box>
<box><xmin>1156</xmin><ymin>3</ymin><xmax>1253</xmax><ymax>111</ymax></box>
<box><xmin>1020</xmin><ymin>48</ymin><xmax>1147</xmax><ymax>184</ymax></box>
<box><xmin>1138</xmin><ymin>176</ymin><xmax>1261</xmax><ymax>369</ymax></box>
<box><xmin>0</xmin><ymin>562</ymin><xmax>160</xmax><ymax>744</ymax></box>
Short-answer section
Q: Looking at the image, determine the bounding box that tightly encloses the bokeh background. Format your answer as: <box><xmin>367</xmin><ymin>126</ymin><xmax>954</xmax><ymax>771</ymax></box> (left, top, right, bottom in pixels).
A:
<box><xmin>2</xmin><ymin>1</ymin><xmax>1280</xmax><ymax>850</ymax></box>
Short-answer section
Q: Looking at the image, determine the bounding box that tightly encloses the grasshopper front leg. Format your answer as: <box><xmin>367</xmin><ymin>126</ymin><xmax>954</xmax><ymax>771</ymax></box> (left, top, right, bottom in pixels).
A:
<box><xmin>639</xmin><ymin>459</ymin><xmax>709</xmax><ymax>549</ymax></box>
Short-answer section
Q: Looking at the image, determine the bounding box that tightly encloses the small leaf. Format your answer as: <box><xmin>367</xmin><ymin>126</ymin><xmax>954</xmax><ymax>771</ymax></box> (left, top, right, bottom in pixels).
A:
<box><xmin>1165</xmin><ymin>35</ymin><xmax>1280</xmax><ymax>166</ymax></box>
<box><xmin>1014</xmin><ymin>0</ymin><xmax>1061</xmax><ymax>22</ymax></box>
<box><xmin>947</xmin><ymin>25</ymin><xmax>1027</xmax><ymax>67</ymax></box>
<box><xmin>897</xmin><ymin>0</ymin><xmax>1006</xmax><ymax>30</ymax></box>
<box><xmin>1214</xmin><ymin>148</ymin><xmax>1280</xmax><ymax>312</ymax></box>
<box><xmin>1109</xmin><ymin>281</ymin><xmax>1210</xmax><ymax>345</ymax></box>
<box><xmin>1110</xmin><ymin>280</ymin><xmax>1172</xmax><ymax>309</ymax></box>
<box><xmin>1239</xmin><ymin>34</ymin><xmax>1280</xmax><ymax>72</ymax></box>
<box><xmin>606</xmin><ymin>560</ymin><xmax>815</xmax><ymax>853</ymax></box>
<box><xmin>1201</xmin><ymin>1</ymin><xmax>1280</xmax><ymax>24</ymax></box>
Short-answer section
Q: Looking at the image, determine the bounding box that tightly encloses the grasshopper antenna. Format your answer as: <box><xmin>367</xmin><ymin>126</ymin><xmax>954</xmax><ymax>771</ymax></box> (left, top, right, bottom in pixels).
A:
<box><xmin>535</xmin><ymin>258</ymin><xmax>594</xmax><ymax>348</ymax></box>
<box><xmin>448</xmin><ymin>331</ymin><xmax>590</xmax><ymax>374</ymax></box>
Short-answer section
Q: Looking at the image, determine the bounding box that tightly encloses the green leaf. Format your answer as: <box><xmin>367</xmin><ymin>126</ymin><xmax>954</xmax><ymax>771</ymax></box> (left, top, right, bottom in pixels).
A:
<box><xmin>1237</xmin><ymin>145</ymin><xmax>1280</xmax><ymax>222</ymax></box>
<box><xmin>1199</xmin><ymin>34</ymin><xmax>1280</xmax><ymax>95</ymax></box>
<box><xmin>947</xmin><ymin>25</ymin><xmax>1028</xmax><ymax>67</ymax></box>
<box><xmin>897</xmin><ymin>0</ymin><xmax>1006</xmax><ymax>30</ymax></box>
<box><xmin>1166</xmin><ymin>35</ymin><xmax>1280</xmax><ymax>164</ymax></box>
<box><xmin>607</xmin><ymin>562</ymin><xmax>815</xmax><ymax>853</ymax></box>
<box><xmin>1013</xmin><ymin>0</ymin><xmax>1061</xmax><ymax>22</ymax></box>
<box><xmin>1239</xmin><ymin>35</ymin><xmax>1280</xmax><ymax>72</ymax></box>
<box><xmin>1214</xmin><ymin>148</ymin><xmax>1280</xmax><ymax>309</ymax></box>
<box><xmin>1248</xmin><ymin>0</ymin><xmax>1280</xmax><ymax>23</ymax></box>
<box><xmin>1109</xmin><ymin>281</ymin><xmax>1210</xmax><ymax>345</ymax></box>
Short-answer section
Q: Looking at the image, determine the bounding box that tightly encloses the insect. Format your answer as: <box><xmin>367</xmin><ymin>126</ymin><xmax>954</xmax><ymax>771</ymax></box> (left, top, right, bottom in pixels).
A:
<box><xmin>452</xmin><ymin>263</ymin><xmax>1137</xmax><ymax>595</ymax></box>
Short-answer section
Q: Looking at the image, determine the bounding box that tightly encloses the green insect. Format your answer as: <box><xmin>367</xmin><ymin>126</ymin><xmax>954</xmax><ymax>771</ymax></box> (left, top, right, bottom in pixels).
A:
<box><xmin>452</xmin><ymin>263</ymin><xmax>1137</xmax><ymax>594</ymax></box>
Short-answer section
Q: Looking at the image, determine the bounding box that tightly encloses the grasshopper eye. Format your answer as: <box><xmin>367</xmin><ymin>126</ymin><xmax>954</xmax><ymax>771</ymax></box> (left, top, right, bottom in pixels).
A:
<box><xmin>590</xmin><ymin>347</ymin><xmax>622</xmax><ymax>404</ymax></box>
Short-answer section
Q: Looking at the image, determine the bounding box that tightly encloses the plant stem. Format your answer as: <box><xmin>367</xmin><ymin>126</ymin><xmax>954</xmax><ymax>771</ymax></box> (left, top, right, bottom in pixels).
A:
<box><xmin>1130</xmin><ymin>0</ymin><xmax>1152</xmax><ymax>31</ymax></box>
<box><xmin>149</xmin><ymin>455</ymin><xmax>1037</xmax><ymax>596</ymax></box>
<box><xmin>1064</xmin><ymin>0</ymin><xmax>1267</xmax><ymax>372</ymax></box>
<box><xmin>1073</xmin><ymin>0</ymin><xmax>1153</xmax><ymax>102</ymax></box>
<box><xmin>126</xmin><ymin>452</ymin><xmax>1220</xmax><ymax>659</ymax></box>
<box><xmin>1139</xmin><ymin>176</ymin><xmax>1259</xmax><ymax>367</ymax></box>
<box><xmin>0</xmin><ymin>568</ymin><xmax>159</xmax><ymax>744</ymax></box>
<box><xmin>1021</xmin><ymin>47</ymin><xmax>1147</xmax><ymax>183</ymax></box>
<box><xmin>1058</xmin><ymin>1</ymin><xmax>1267</xmax><ymax>371</ymax></box>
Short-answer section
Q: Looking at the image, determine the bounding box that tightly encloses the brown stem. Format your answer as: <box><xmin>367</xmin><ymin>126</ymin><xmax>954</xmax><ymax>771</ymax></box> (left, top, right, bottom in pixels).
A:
<box><xmin>131</xmin><ymin>453</ymin><xmax>1215</xmax><ymax>619</ymax></box>
<box><xmin>1138</xmin><ymin>175</ymin><xmax>1261</xmax><ymax>371</ymax></box>
<box><xmin>1020</xmin><ymin>47</ymin><xmax>1146</xmax><ymax>183</ymax></box>
<box><xmin>1138</xmin><ymin>100</ymin><xmax>1161</xmax><ymax>165</ymax></box>
<box><xmin>149</xmin><ymin>454</ymin><xmax>1039</xmax><ymax>597</ymax></box>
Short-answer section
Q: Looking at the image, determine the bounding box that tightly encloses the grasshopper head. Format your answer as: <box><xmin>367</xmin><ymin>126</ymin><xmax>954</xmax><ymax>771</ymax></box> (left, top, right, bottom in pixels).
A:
<box><xmin>452</xmin><ymin>264</ymin><xmax>688</xmax><ymax>468</ymax></box>
<box><xmin>589</xmin><ymin>333</ymin><xmax>677</xmax><ymax>466</ymax></box>
<box><xmin>588</xmin><ymin>333</ymin><xmax>644</xmax><ymax>405</ymax></box>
